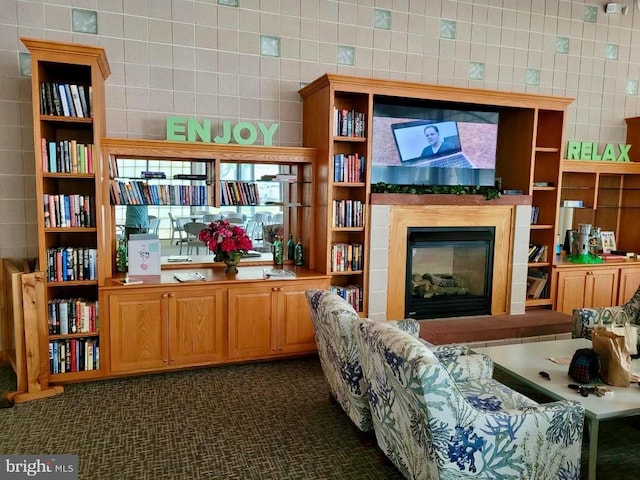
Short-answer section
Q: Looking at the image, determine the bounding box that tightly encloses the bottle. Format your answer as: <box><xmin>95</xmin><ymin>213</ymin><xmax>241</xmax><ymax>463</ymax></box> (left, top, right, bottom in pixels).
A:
<box><xmin>273</xmin><ymin>235</ymin><xmax>284</xmax><ymax>266</ymax></box>
<box><xmin>555</xmin><ymin>234</ymin><xmax>562</xmax><ymax>255</ymax></box>
<box><xmin>116</xmin><ymin>238</ymin><xmax>128</xmax><ymax>273</ymax></box>
<box><xmin>286</xmin><ymin>233</ymin><xmax>295</xmax><ymax>260</ymax></box>
<box><xmin>294</xmin><ymin>238</ymin><xmax>303</xmax><ymax>266</ymax></box>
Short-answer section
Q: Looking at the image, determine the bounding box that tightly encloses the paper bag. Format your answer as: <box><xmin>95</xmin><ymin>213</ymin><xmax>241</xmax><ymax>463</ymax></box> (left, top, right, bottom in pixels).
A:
<box><xmin>592</xmin><ymin>329</ymin><xmax>631</xmax><ymax>386</ymax></box>
<box><xmin>595</xmin><ymin>310</ymin><xmax>639</xmax><ymax>356</ymax></box>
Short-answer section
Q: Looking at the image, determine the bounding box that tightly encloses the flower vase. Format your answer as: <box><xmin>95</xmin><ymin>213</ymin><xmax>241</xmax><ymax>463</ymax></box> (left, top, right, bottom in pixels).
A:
<box><xmin>222</xmin><ymin>254</ymin><xmax>241</xmax><ymax>274</ymax></box>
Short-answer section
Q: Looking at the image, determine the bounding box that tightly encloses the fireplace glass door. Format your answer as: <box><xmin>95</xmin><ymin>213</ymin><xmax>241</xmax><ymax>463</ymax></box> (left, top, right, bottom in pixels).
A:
<box><xmin>406</xmin><ymin>227</ymin><xmax>495</xmax><ymax>320</ymax></box>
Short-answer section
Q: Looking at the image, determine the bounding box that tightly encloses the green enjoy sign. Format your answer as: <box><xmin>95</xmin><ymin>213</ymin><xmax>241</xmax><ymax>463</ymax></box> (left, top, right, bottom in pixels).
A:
<box><xmin>166</xmin><ymin>116</ymin><xmax>279</xmax><ymax>146</ymax></box>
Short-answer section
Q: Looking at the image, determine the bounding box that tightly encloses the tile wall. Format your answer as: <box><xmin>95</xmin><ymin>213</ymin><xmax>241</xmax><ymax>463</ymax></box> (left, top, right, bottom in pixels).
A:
<box><xmin>2</xmin><ymin>0</ymin><xmax>640</xmax><ymax>259</ymax></box>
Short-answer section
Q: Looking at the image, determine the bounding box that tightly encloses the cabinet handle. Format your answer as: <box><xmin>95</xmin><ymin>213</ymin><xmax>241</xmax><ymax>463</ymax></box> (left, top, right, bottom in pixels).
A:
<box><xmin>162</xmin><ymin>293</ymin><xmax>168</xmax><ymax>299</ymax></box>
<box><xmin>586</xmin><ymin>271</ymin><xmax>594</xmax><ymax>275</ymax></box>
<box><xmin>170</xmin><ymin>358</ymin><xmax>175</xmax><ymax>362</ymax></box>
<box><xmin>163</xmin><ymin>359</ymin><xmax>167</xmax><ymax>363</ymax></box>
<box><xmin>168</xmin><ymin>292</ymin><xmax>175</xmax><ymax>298</ymax></box>
<box><xmin>272</xmin><ymin>287</ymin><xmax>278</xmax><ymax>292</ymax></box>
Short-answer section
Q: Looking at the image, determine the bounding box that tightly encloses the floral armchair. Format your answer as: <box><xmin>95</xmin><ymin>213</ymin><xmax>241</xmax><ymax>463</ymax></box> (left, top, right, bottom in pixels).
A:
<box><xmin>572</xmin><ymin>286</ymin><xmax>640</xmax><ymax>339</ymax></box>
<box><xmin>304</xmin><ymin>289</ymin><xmax>494</xmax><ymax>433</ymax></box>
<box><xmin>355</xmin><ymin>317</ymin><xmax>585</xmax><ymax>480</ymax></box>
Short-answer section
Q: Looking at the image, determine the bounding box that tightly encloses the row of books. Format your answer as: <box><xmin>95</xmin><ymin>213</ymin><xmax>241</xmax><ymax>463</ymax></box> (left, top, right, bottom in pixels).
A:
<box><xmin>527</xmin><ymin>269</ymin><xmax>548</xmax><ymax>299</ymax></box>
<box><xmin>40</xmin><ymin>82</ymin><xmax>92</xmax><ymax>118</ymax></box>
<box><xmin>48</xmin><ymin>298</ymin><xmax>98</xmax><ymax>335</ymax></box>
<box><xmin>530</xmin><ymin>205</ymin><xmax>540</xmax><ymax>224</ymax></box>
<box><xmin>41</xmin><ymin>139</ymin><xmax>94</xmax><ymax>174</ymax></box>
<box><xmin>110</xmin><ymin>180</ymin><xmax>213</xmax><ymax>206</ymax></box>
<box><xmin>43</xmin><ymin>194</ymin><xmax>95</xmax><ymax>228</ymax></box>
<box><xmin>333</xmin><ymin>107</ymin><xmax>366</xmax><ymax>137</ymax></box>
<box><xmin>333</xmin><ymin>153</ymin><xmax>365</xmax><ymax>183</ymax></box>
<box><xmin>330</xmin><ymin>284</ymin><xmax>363</xmax><ymax>312</ymax></box>
<box><xmin>330</xmin><ymin>243</ymin><xmax>364</xmax><ymax>272</ymax></box>
<box><xmin>46</xmin><ymin>247</ymin><xmax>97</xmax><ymax>282</ymax></box>
<box><xmin>49</xmin><ymin>338</ymin><xmax>99</xmax><ymax>374</ymax></box>
<box><xmin>332</xmin><ymin>199</ymin><xmax>365</xmax><ymax>228</ymax></box>
<box><xmin>528</xmin><ymin>244</ymin><xmax>548</xmax><ymax>263</ymax></box>
<box><xmin>221</xmin><ymin>181</ymin><xmax>260</xmax><ymax>206</ymax></box>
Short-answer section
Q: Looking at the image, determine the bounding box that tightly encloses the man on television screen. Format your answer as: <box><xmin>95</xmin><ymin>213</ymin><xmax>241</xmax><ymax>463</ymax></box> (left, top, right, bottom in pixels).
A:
<box><xmin>421</xmin><ymin>125</ymin><xmax>455</xmax><ymax>158</ymax></box>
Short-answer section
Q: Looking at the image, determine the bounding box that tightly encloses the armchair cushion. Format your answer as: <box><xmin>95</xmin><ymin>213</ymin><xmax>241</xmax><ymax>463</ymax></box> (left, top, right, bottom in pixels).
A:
<box><xmin>573</xmin><ymin>284</ymin><xmax>640</xmax><ymax>339</ymax></box>
<box><xmin>355</xmin><ymin>317</ymin><xmax>584</xmax><ymax>480</ymax></box>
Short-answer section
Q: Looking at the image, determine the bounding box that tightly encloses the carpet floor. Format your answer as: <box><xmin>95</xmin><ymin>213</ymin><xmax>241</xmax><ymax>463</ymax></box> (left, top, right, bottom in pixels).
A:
<box><xmin>0</xmin><ymin>356</ymin><xmax>638</xmax><ymax>479</ymax></box>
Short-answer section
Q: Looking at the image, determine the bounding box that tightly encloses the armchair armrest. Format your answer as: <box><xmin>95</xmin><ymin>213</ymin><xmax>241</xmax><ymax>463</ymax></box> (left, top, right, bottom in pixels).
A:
<box><xmin>438</xmin><ymin>352</ymin><xmax>494</xmax><ymax>382</ymax></box>
<box><xmin>388</xmin><ymin>318</ymin><xmax>420</xmax><ymax>338</ymax></box>
<box><xmin>572</xmin><ymin>306</ymin><xmax>626</xmax><ymax>339</ymax></box>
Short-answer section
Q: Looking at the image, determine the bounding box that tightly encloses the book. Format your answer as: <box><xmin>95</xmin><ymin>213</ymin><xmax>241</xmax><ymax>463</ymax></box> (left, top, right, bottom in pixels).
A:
<box><xmin>174</xmin><ymin>272</ymin><xmax>206</xmax><ymax>282</ymax></box>
<box><xmin>263</xmin><ymin>268</ymin><xmax>296</xmax><ymax>279</ymax></box>
<box><xmin>599</xmin><ymin>231</ymin><xmax>616</xmax><ymax>254</ymax></box>
<box><xmin>167</xmin><ymin>255</ymin><xmax>192</xmax><ymax>262</ymax></box>
<box><xmin>527</xmin><ymin>275</ymin><xmax>547</xmax><ymax>299</ymax></box>
<box><xmin>562</xmin><ymin>200</ymin><xmax>584</xmax><ymax>207</ymax></box>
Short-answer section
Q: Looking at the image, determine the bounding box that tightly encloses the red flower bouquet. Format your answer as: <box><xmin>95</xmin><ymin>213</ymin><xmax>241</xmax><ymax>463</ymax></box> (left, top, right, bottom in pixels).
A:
<box><xmin>199</xmin><ymin>220</ymin><xmax>253</xmax><ymax>273</ymax></box>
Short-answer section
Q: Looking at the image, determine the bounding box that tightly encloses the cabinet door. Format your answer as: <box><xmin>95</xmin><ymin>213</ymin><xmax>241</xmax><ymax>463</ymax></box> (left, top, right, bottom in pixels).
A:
<box><xmin>227</xmin><ymin>285</ymin><xmax>276</xmax><ymax>360</ymax></box>
<box><xmin>556</xmin><ymin>270</ymin><xmax>589</xmax><ymax>315</ymax></box>
<box><xmin>109</xmin><ymin>291</ymin><xmax>167</xmax><ymax>373</ymax></box>
<box><xmin>276</xmin><ymin>280</ymin><xmax>321</xmax><ymax>354</ymax></box>
<box><xmin>589</xmin><ymin>269</ymin><xmax>619</xmax><ymax>308</ymax></box>
<box><xmin>619</xmin><ymin>267</ymin><xmax>640</xmax><ymax>305</ymax></box>
<box><xmin>169</xmin><ymin>288</ymin><xmax>226</xmax><ymax>366</ymax></box>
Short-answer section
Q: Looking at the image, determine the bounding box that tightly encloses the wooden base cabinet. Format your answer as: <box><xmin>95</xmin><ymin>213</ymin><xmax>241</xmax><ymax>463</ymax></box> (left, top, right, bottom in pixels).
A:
<box><xmin>555</xmin><ymin>267</ymin><xmax>619</xmax><ymax>315</ymax></box>
<box><xmin>227</xmin><ymin>279</ymin><xmax>326</xmax><ymax>360</ymax></box>
<box><xmin>108</xmin><ymin>287</ymin><xmax>226</xmax><ymax>374</ymax></box>
<box><xmin>618</xmin><ymin>266</ymin><xmax>640</xmax><ymax>305</ymax></box>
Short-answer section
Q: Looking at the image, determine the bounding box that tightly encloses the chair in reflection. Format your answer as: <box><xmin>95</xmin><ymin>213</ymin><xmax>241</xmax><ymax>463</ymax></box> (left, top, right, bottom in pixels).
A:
<box><xmin>202</xmin><ymin>213</ymin><xmax>222</xmax><ymax>223</ymax></box>
<box><xmin>220</xmin><ymin>212</ymin><xmax>245</xmax><ymax>225</ymax></box>
<box><xmin>181</xmin><ymin>222</ymin><xmax>208</xmax><ymax>255</ymax></box>
<box><xmin>251</xmin><ymin>211</ymin><xmax>272</xmax><ymax>242</ymax></box>
<box><xmin>148</xmin><ymin>217</ymin><xmax>161</xmax><ymax>237</ymax></box>
<box><xmin>271</xmin><ymin>212</ymin><xmax>284</xmax><ymax>224</ymax></box>
<box><xmin>168</xmin><ymin>212</ymin><xmax>188</xmax><ymax>245</ymax></box>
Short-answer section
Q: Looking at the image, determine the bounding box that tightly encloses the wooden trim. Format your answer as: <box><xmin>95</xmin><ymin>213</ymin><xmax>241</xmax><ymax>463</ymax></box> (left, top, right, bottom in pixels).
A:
<box><xmin>386</xmin><ymin>205</ymin><xmax>514</xmax><ymax>319</ymax></box>
<box><xmin>561</xmin><ymin>160</ymin><xmax>640</xmax><ymax>174</ymax></box>
<box><xmin>371</xmin><ymin>193</ymin><xmax>532</xmax><ymax>206</ymax></box>
<box><xmin>20</xmin><ymin>37</ymin><xmax>111</xmax><ymax>78</ymax></box>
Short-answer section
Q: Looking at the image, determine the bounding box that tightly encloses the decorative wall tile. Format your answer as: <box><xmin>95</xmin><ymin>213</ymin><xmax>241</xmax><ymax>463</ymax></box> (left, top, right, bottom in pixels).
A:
<box><xmin>526</xmin><ymin>68</ymin><xmax>540</xmax><ymax>85</ymax></box>
<box><xmin>555</xmin><ymin>36</ymin><xmax>569</xmax><ymax>54</ymax></box>
<box><xmin>605</xmin><ymin>44</ymin><xmax>618</xmax><ymax>60</ymax></box>
<box><xmin>626</xmin><ymin>79</ymin><xmax>638</xmax><ymax>96</ymax></box>
<box><xmin>299</xmin><ymin>82</ymin><xmax>308</xmax><ymax>89</ymax></box>
<box><xmin>218</xmin><ymin>0</ymin><xmax>238</xmax><ymax>6</ymax></box>
<box><xmin>337</xmin><ymin>45</ymin><xmax>355</xmax><ymax>66</ymax></box>
<box><xmin>584</xmin><ymin>5</ymin><xmax>598</xmax><ymax>23</ymax></box>
<box><xmin>72</xmin><ymin>9</ymin><xmax>98</xmax><ymax>34</ymax></box>
<box><xmin>374</xmin><ymin>9</ymin><xmax>391</xmax><ymax>30</ymax></box>
<box><xmin>468</xmin><ymin>61</ymin><xmax>485</xmax><ymax>80</ymax></box>
<box><xmin>260</xmin><ymin>35</ymin><xmax>280</xmax><ymax>57</ymax></box>
<box><xmin>18</xmin><ymin>52</ymin><xmax>31</xmax><ymax>77</ymax></box>
<box><xmin>440</xmin><ymin>19</ymin><xmax>456</xmax><ymax>39</ymax></box>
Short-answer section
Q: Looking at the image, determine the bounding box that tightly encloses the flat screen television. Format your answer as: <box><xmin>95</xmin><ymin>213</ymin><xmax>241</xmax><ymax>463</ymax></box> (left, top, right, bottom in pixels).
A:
<box><xmin>371</xmin><ymin>99</ymin><xmax>499</xmax><ymax>187</ymax></box>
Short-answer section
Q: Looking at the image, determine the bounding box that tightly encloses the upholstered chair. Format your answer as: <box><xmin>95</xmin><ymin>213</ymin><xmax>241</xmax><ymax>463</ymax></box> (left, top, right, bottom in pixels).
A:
<box><xmin>572</xmin><ymin>287</ymin><xmax>640</xmax><ymax>339</ymax></box>
<box><xmin>355</xmin><ymin>317</ymin><xmax>585</xmax><ymax>480</ymax></box>
<box><xmin>304</xmin><ymin>289</ymin><xmax>494</xmax><ymax>433</ymax></box>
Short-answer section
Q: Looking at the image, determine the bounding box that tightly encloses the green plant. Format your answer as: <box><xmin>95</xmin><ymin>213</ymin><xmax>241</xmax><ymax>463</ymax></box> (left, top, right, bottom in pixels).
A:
<box><xmin>371</xmin><ymin>182</ymin><xmax>501</xmax><ymax>200</ymax></box>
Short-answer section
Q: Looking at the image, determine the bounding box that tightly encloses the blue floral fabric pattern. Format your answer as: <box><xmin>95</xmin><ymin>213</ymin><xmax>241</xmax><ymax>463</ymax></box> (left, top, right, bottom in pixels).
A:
<box><xmin>355</xmin><ymin>318</ymin><xmax>585</xmax><ymax>480</ymax></box>
<box><xmin>572</xmin><ymin>285</ymin><xmax>640</xmax><ymax>339</ymax></box>
<box><xmin>304</xmin><ymin>289</ymin><xmax>421</xmax><ymax>432</ymax></box>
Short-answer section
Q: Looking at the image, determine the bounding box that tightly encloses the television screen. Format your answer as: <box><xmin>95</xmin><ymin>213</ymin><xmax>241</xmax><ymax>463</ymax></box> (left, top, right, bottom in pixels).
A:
<box><xmin>371</xmin><ymin>101</ymin><xmax>499</xmax><ymax>187</ymax></box>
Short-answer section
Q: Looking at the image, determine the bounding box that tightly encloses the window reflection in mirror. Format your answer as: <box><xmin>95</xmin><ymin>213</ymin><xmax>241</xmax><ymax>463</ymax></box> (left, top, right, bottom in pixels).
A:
<box><xmin>113</xmin><ymin>158</ymin><xmax>286</xmax><ymax>264</ymax></box>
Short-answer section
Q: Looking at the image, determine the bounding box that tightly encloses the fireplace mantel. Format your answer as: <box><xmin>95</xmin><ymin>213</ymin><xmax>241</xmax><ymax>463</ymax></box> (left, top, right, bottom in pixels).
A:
<box><xmin>371</xmin><ymin>193</ymin><xmax>532</xmax><ymax>206</ymax></box>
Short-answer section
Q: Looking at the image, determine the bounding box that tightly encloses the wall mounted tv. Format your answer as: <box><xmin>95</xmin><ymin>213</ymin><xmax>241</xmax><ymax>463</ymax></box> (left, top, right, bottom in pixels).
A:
<box><xmin>371</xmin><ymin>97</ymin><xmax>499</xmax><ymax>187</ymax></box>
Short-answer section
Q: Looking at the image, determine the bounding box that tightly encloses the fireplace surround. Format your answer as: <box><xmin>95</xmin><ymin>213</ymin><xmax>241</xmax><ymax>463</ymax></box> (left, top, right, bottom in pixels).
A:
<box><xmin>367</xmin><ymin>194</ymin><xmax>532</xmax><ymax>322</ymax></box>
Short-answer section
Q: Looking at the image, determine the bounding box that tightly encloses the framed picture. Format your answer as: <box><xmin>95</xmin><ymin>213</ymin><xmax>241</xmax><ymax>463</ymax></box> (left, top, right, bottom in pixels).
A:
<box><xmin>600</xmin><ymin>231</ymin><xmax>616</xmax><ymax>254</ymax></box>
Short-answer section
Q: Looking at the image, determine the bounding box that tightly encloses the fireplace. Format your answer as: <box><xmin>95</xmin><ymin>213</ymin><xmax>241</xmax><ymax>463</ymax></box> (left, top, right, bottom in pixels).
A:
<box><xmin>406</xmin><ymin>227</ymin><xmax>495</xmax><ymax>319</ymax></box>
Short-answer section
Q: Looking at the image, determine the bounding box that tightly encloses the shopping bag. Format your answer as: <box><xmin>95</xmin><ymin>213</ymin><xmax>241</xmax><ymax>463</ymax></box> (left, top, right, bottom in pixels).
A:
<box><xmin>592</xmin><ymin>329</ymin><xmax>631</xmax><ymax>387</ymax></box>
<box><xmin>595</xmin><ymin>310</ymin><xmax>638</xmax><ymax>356</ymax></box>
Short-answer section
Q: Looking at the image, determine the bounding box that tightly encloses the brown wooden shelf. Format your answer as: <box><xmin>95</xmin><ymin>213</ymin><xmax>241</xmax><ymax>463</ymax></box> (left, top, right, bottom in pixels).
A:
<box><xmin>333</xmin><ymin>136</ymin><xmax>366</xmax><ymax>142</ymax></box>
<box><xmin>330</xmin><ymin>270</ymin><xmax>364</xmax><ymax>276</ymax></box>
<box><xmin>50</xmin><ymin>331</ymin><xmax>99</xmax><ymax>340</ymax></box>
<box><xmin>40</xmin><ymin>115</ymin><xmax>93</xmax><ymax>124</ymax></box>
<box><xmin>526</xmin><ymin>298</ymin><xmax>553</xmax><ymax>307</ymax></box>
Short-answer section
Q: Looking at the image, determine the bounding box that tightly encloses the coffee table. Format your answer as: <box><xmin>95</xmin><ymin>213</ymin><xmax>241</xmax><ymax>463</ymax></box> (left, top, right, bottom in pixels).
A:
<box><xmin>474</xmin><ymin>338</ymin><xmax>640</xmax><ymax>480</ymax></box>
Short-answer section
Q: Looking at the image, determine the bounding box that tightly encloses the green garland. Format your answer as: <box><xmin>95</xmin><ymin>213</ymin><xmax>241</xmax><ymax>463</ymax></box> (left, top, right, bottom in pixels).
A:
<box><xmin>565</xmin><ymin>254</ymin><xmax>604</xmax><ymax>264</ymax></box>
<box><xmin>371</xmin><ymin>182</ymin><xmax>501</xmax><ymax>200</ymax></box>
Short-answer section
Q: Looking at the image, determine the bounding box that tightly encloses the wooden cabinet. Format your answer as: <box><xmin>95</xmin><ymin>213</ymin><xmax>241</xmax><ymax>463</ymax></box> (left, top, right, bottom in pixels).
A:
<box><xmin>618</xmin><ymin>266</ymin><xmax>640</xmax><ymax>304</ymax></box>
<box><xmin>227</xmin><ymin>278</ymin><xmax>326</xmax><ymax>360</ymax></box>
<box><xmin>555</xmin><ymin>267</ymin><xmax>619</xmax><ymax>315</ymax></box>
<box><xmin>22</xmin><ymin>38</ymin><xmax>110</xmax><ymax>382</ymax></box>
<box><xmin>108</xmin><ymin>286</ymin><xmax>226</xmax><ymax>374</ymax></box>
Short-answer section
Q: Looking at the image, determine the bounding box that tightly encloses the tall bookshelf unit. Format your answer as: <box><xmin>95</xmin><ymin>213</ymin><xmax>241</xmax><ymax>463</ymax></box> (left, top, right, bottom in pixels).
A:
<box><xmin>300</xmin><ymin>74</ymin><xmax>573</xmax><ymax>315</ymax></box>
<box><xmin>23</xmin><ymin>38</ymin><xmax>110</xmax><ymax>383</ymax></box>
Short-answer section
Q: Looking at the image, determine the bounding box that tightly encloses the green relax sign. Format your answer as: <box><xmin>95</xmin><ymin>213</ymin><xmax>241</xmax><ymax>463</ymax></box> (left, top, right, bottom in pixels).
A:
<box><xmin>566</xmin><ymin>141</ymin><xmax>631</xmax><ymax>162</ymax></box>
<box><xmin>166</xmin><ymin>116</ymin><xmax>279</xmax><ymax>146</ymax></box>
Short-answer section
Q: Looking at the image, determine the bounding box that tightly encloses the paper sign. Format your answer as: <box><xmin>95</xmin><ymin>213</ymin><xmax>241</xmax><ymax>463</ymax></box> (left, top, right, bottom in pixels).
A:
<box><xmin>127</xmin><ymin>234</ymin><xmax>161</xmax><ymax>276</ymax></box>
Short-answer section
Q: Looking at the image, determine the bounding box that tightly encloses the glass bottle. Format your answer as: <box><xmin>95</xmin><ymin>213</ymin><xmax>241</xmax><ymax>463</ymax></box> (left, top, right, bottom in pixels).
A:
<box><xmin>286</xmin><ymin>233</ymin><xmax>295</xmax><ymax>260</ymax></box>
<box><xmin>294</xmin><ymin>237</ymin><xmax>303</xmax><ymax>266</ymax></box>
<box><xmin>116</xmin><ymin>238</ymin><xmax>128</xmax><ymax>273</ymax></box>
<box><xmin>273</xmin><ymin>235</ymin><xmax>284</xmax><ymax>266</ymax></box>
